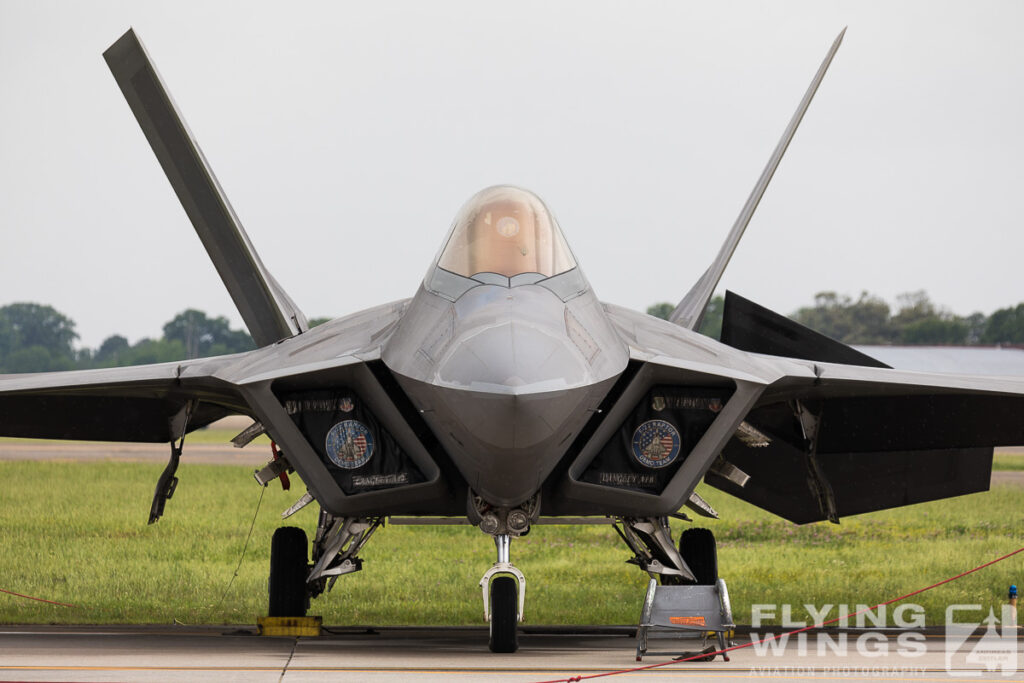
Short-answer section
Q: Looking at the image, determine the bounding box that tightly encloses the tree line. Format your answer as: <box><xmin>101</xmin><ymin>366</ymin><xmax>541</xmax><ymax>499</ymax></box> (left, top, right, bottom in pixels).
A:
<box><xmin>0</xmin><ymin>303</ymin><xmax>338</xmax><ymax>374</ymax></box>
<box><xmin>649</xmin><ymin>290</ymin><xmax>1024</xmax><ymax>346</ymax></box>
<box><xmin>0</xmin><ymin>305</ymin><xmax>253</xmax><ymax>373</ymax></box>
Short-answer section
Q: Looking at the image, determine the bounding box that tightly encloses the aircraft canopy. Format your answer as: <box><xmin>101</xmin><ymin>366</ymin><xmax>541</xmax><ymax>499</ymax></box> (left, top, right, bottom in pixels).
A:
<box><xmin>437</xmin><ymin>186</ymin><xmax>576</xmax><ymax>279</ymax></box>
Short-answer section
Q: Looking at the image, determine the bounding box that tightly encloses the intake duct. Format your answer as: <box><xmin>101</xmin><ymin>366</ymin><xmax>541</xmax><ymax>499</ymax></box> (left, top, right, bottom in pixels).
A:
<box><xmin>279</xmin><ymin>390</ymin><xmax>427</xmax><ymax>495</ymax></box>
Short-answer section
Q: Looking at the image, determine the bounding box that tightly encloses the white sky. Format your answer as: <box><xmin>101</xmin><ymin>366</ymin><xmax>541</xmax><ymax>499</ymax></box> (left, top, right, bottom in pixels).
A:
<box><xmin>2</xmin><ymin>1</ymin><xmax>1023</xmax><ymax>348</ymax></box>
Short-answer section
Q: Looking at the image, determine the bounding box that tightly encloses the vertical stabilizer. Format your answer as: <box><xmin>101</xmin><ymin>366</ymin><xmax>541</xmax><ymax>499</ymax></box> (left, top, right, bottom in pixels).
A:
<box><xmin>104</xmin><ymin>29</ymin><xmax>307</xmax><ymax>347</ymax></box>
<box><xmin>669</xmin><ymin>29</ymin><xmax>846</xmax><ymax>331</ymax></box>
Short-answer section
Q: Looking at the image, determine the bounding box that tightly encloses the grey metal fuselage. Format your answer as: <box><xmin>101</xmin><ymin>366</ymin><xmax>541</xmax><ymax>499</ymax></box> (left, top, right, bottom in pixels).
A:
<box><xmin>383</xmin><ymin>280</ymin><xmax>627</xmax><ymax>507</ymax></box>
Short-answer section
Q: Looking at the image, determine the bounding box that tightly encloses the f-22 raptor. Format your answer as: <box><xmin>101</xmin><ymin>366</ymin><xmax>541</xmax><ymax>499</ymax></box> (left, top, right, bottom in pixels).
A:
<box><xmin>3</xmin><ymin>29</ymin><xmax>1022</xmax><ymax>653</ymax></box>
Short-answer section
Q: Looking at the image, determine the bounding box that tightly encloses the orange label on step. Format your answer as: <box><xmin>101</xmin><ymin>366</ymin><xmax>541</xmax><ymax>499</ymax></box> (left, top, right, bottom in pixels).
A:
<box><xmin>669</xmin><ymin>616</ymin><xmax>706</xmax><ymax>626</ymax></box>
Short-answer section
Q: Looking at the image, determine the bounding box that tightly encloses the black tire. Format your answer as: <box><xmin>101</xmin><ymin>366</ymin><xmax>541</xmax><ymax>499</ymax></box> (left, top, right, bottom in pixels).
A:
<box><xmin>488</xmin><ymin>576</ymin><xmax>519</xmax><ymax>653</ymax></box>
<box><xmin>679</xmin><ymin>527</ymin><xmax>718</xmax><ymax>586</ymax></box>
<box><xmin>269</xmin><ymin>526</ymin><xmax>309</xmax><ymax>617</ymax></box>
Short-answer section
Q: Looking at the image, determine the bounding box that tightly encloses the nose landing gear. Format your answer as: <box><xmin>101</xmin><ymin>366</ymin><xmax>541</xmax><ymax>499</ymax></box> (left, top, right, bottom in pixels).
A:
<box><xmin>479</xmin><ymin>533</ymin><xmax>526</xmax><ymax>653</ymax></box>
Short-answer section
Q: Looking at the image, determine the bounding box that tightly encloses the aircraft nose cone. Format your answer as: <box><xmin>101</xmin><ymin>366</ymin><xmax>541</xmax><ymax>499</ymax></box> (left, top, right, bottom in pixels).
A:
<box><xmin>427</xmin><ymin>382</ymin><xmax>612</xmax><ymax>506</ymax></box>
<box><xmin>436</xmin><ymin>377</ymin><xmax>584</xmax><ymax>451</ymax></box>
<box><xmin>436</xmin><ymin>320</ymin><xmax>590</xmax><ymax>395</ymax></box>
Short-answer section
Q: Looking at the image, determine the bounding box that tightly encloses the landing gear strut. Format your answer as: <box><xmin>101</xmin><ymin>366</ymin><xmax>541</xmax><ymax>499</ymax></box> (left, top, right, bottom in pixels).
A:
<box><xmin>471</xmin><ymin>490</ymin><xmax>536</xmax><ymax>652</ymax></box>
<box><xmin>479</xmin><ymin>534</ymin><xmax>525</xmax><ymax>653</ymax></box>
<box><xmin>615</xmin><ymin>516</ymin><xmax>696</xmax><ymax>583</ymax></box>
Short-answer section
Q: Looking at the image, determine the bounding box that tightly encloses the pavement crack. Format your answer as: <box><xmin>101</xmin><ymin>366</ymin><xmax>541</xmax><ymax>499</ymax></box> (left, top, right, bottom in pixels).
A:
<box><xmin>278</xmin><ymin>637</ymin><xmax>298</xmax><ymax>682</ymax></box>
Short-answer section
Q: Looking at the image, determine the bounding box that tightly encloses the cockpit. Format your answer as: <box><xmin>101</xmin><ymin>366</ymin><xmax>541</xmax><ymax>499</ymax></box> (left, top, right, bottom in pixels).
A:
<box><xmin>426</xmin><ymin>186</ymin><xmax>587</xmax><ymax>301</ymax></box>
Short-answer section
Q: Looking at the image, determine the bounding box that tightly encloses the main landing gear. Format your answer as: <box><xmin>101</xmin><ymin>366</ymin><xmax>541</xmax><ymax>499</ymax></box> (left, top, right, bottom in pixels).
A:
<box><xmin>267</xmin><ymin>512</ymin><xmax>381</xmax><ymax>618</ymax></box>
<box><xmin>269</xmin><ymin>527</ymin><xmax>310</xmax><ymax>616</ymax></box>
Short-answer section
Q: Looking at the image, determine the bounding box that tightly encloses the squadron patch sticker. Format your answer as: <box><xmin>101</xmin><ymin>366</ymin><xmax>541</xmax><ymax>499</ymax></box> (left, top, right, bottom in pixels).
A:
<box><xmin>325</xmin><ymin>420</ymin><xmax>374</xmax><ymax>469</ymax></box>
<box><xmin>631</xmin><ymin>420</ymin><xmax>682</xmax><ymax>469</ymax></box>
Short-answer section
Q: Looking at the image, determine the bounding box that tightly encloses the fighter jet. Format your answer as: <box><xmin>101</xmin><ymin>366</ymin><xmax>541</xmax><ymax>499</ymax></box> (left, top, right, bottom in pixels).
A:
<box><xmin>3</xmin><ymin>29</ymin><xmax>1023</xmax><ymax>653</ymax></box>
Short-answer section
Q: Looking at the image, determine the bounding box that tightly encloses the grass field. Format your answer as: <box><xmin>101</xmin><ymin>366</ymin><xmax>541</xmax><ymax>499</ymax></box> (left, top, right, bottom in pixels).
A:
<box><xmin>994</xmin><ymin>453</ymin><xmax>1024</xmax><ymax>471</ymax></box>
<box><xmin>0</xmin><ymin>460</ymin><xmax>1020</xmax><ymax>628</ymax></box>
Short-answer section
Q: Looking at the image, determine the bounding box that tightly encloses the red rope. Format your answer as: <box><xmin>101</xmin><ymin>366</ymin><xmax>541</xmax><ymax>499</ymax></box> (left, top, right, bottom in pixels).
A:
<box><xmin>533</xmin><ymin>545</ymin><xmax>1024</xmax><ymax>683</ymax></box>
<box><xmin>270</xmin><ymin>440</ymin><xmax>290</xmax><ymax>491</ymax></box>
<box><xmin>0</xmin><ymin>587</ymin><xmax>76</xmax><ymax>608</ymax></box>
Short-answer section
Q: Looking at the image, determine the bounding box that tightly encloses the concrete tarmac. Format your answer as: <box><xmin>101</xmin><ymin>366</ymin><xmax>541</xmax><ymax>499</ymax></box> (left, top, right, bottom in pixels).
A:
<box><xmin>0</xmin><ymin>625</ymin><xmax>1021</xmax><ymax>682</ymax></box>
<box><xmin>0</xmin><ymin>440</ymin><xmax>267</xmax><ymax>466</ymax></box>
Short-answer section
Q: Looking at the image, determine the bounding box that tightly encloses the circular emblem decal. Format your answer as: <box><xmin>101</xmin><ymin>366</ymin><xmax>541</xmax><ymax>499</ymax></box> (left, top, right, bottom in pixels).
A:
<box><xmin>325</xmin><ymin>420</ymin><xmax>374</xmax><ymax>469</ymax></box>
<box><xmin>631</xmin><ymin>420</ymin><xmax>681</xmax><ymax>469</ymax></box>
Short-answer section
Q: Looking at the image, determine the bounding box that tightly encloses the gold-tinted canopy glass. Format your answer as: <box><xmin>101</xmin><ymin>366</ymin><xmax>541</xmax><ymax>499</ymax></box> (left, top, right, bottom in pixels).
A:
<box><xmin>437</xmin><ymin>186</ymin><xmax>576</xmax><ymax>279</ymax></box>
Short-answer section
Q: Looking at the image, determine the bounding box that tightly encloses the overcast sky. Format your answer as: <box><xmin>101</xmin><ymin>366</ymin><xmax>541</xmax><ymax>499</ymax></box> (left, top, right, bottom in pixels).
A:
<box><xmin>2</xmin><ymin>1</ymin><xmax>1023</xmax><ymax>348</ymax></box>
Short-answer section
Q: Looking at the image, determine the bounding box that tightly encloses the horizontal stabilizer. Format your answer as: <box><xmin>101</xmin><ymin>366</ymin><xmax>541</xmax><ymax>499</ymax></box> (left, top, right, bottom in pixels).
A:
<box><xmin>720</xmin><ymin>291</ymin><xmax>889</xmax><ymax>368</ymax></box>
<box><xmin>104</xmin><ymin>29</ymin><xmax>307</xmax><ymax>347</ymax></box>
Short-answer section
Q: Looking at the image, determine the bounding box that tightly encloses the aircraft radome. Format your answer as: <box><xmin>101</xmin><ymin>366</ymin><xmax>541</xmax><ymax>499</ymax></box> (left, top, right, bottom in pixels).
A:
<box><xmin>2</xmin><ymin>28</ymin><xmax>1023</xmax><ymax>654</ymax></box>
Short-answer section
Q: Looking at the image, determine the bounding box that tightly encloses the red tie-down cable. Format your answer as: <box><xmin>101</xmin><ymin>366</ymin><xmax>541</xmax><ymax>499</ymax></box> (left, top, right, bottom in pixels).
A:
<box><xmin>0</xmin><ymin>588</ymin><xmax>76</xmax><ymax>608</ymax></box>
<box><xmin>533</xmin><ymin>545</ymin><xmax>1024</xmax><ymax>683</ymax></box>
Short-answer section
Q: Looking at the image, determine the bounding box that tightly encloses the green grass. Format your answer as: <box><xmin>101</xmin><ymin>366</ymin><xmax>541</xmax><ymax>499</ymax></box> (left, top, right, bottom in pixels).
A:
<box><xmin>0</xmin><ymin>461</ymin><xmax>1020</xmax><ymax>627</ymax></box>
<box><xmin>994</xmin><ymin>453</ymin><xmax>1024</xmax><ymax>471</ymax></box>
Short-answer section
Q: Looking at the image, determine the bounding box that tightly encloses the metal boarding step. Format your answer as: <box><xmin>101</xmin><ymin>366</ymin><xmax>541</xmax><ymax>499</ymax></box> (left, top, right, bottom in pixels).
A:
<box><xmin>635</xmin><ymin>578</ymin><xmax>734</xmax><ymax>662</ymax></box>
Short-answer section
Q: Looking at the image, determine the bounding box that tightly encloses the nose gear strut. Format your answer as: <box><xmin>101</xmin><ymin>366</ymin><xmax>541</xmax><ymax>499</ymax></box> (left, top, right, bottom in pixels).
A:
<box><xmin>479</xmin><ymin>533</ymin><xmax>525</xmax><ymax>653</ymax></box>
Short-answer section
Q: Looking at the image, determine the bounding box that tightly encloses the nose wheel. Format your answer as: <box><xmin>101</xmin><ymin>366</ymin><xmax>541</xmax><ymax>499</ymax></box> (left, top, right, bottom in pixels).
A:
<box><xmin>479</xmin><ymin>534</ymin><xmax>525</xmax><ymax>653</ymax></box>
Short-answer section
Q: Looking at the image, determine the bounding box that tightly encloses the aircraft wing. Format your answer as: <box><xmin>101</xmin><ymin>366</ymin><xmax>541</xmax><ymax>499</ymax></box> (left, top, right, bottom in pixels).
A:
<box><xmin>0</xmin><ymin>355</ymin><xmax>247</xmax><ymax>442</ymax></box>
<box><xmin>0</xmin><ymin>300</ymin><xmax>410</xmax><ymax>445</ymax></box>
<box><xmin>595</xmin><ymin>303</ymin><xmax>1024</xmax><ymax>524</ymax></box>
<box><xmin>713</xmin><ymin>357</ymin><xmax>1024</xmax><ymax>524</ymax></box>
